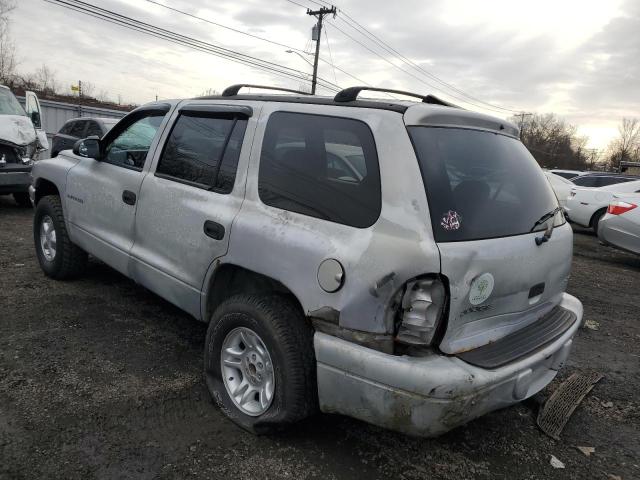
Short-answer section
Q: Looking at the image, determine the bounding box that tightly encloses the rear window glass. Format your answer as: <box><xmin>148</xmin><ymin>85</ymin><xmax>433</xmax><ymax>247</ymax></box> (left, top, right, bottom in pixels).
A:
<box><xmin>258</xmin><ymin>112</ymin><xmax>381</xmax><ymax>228</ymax></box>
<box><xmin>408</xmin><ymin>127</ymin><xmax>561</xmax><ymax>242</ymax></box>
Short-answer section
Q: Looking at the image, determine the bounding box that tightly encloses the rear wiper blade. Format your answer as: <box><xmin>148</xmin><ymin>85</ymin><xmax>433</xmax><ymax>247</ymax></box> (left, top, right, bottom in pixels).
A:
<box><xmin>530</xmin><ymin>206</ymin><xmax>562</xmax><ymax>232</ymax></box>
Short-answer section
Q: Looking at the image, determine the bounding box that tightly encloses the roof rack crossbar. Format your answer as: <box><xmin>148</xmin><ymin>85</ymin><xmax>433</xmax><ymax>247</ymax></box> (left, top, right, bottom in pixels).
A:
<box><xmin>221</xmin><ymin>84</ymin><xmax>311</xmax><ymax>97</ymax></box>
<box><xmin>333</xmin><ymin>86</ymin><xmax>457</xmax><ymax>107</ymax></box>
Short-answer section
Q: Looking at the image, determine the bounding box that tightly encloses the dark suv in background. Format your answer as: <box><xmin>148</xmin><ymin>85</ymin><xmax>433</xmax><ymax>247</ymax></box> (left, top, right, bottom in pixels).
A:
<box><xmin>50</xmin><ymin>117</ymin><xmax>118</xmax><ymax>157</ymax></box>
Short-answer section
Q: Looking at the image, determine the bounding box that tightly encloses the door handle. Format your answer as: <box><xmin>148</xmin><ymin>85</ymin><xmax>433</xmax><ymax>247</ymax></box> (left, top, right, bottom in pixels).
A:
<box><xmin>204</xmin><ymin>220</ymin><xmax>225</xmax><ymax>240</ymax></box>
<box><xmin>122</xmin><ymin>190</ymin><xmax>136</xmax><ymax>205</ymax></box>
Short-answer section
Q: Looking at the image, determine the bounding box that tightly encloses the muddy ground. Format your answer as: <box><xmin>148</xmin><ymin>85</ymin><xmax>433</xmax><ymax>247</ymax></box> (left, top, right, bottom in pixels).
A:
<box><xmin>0</xmin><ymin>196</ymin><xmax>638</xmax><ymax>480</ymax></box>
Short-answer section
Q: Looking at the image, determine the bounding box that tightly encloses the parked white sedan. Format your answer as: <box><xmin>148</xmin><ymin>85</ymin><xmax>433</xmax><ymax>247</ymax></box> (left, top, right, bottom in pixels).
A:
<box><xmin>598</xmin><ymin>193</ymin><xmax>640</xmax><ymax>255</ymax></box>
<box><xmin>565</xmin><ymin>180</ymin><xmax>640</xmax><ymax>232</ymax></box>
<box><xmin>544</xmin><ymin>171</ymin><xmax>575</xmax><ymax>208</ymax></box>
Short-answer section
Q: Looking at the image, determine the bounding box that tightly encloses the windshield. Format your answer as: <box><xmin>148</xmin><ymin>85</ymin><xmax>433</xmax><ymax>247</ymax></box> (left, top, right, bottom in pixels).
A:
<box><xmin>408</xmin><ymin>126</ymin><xmax>562</xmax><ymax>242</ymax></box>
<box><xmin>0</xmin><ymin>88</ymin><xmax>27</xmax><ymax>116</ymax></box>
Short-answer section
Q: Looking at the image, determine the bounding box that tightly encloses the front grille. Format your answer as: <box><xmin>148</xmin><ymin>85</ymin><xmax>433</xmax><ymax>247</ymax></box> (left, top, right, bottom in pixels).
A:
<box><xmin>457</xmin><ymin>306</ymin><xmax>577</xmax><ymax>369</ymax></box>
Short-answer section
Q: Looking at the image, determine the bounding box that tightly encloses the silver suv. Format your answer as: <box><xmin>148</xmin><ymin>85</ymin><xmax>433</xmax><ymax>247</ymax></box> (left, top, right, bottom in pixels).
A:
<box><xmin>30</xmin><ymin>85</ymin><xmax>583</xmax><ymax>436</ymax></box>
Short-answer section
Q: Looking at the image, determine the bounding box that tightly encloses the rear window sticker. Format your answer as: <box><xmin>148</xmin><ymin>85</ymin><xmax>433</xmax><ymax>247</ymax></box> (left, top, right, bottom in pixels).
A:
<box><xmin>441</xmin><ymin>210</ymin><xmax>462</xmax><ymax>231</ymax></box>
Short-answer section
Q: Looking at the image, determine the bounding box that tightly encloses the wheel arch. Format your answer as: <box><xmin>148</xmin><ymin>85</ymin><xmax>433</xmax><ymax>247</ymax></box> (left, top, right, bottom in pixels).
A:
<box><xmin>589</xmin><ymin>206</ymin><xmax>607</xmax><ymax>228</ymax></box>
<box><xmin>202</xmin><ymin>262</ymin><xmax>306</xmax><ymax>323</ymax></box>
<box><xmin>34</xmin><ymin>177</ymin><xmax>60</xmax><ymax>205</ymax></box>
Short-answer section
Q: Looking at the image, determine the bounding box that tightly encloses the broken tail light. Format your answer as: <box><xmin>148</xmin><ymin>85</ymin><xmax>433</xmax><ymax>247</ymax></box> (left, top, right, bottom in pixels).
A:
<box><xmin>607</xmin><ymin>200</ymin><xmax>637</xmax><ymax>216</ymax></box>
<box><xmin>396</xmin><ymin>278</ymin><xmax>446</xmax><ymax>347</ymax></box>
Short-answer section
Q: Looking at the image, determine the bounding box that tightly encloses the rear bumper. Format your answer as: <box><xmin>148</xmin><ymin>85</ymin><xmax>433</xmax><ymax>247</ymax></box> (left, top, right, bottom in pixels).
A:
<box><xmin>598</xmin><ymin>214</ymin><xmax>640</xmax><ymax>255</ymax></box>
<box><xmin>0</xmin><ymin>171</ymin><xmax>31</xmax><ymax>193</ymax></box>
<box><xmin>315</xmin><ymin>293</ymin><xmax>583</xmax><ymax>437</ymax></box>
<box><xmin>564</xmin><ymin>204</ymin><xmax>591</xmax><ymax>227</ymax></box>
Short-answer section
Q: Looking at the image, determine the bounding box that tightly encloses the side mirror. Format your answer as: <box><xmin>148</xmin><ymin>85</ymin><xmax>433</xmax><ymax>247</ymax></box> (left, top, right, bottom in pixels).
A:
<box><xmin>73</xmin><ymin>136</ymin><xmax>101</xmax><ymax>159</ymax></box>
<box><xmin>30</xmin><ymin>111</ymin><xmax>41</xmax><ymax>129</ymax></box>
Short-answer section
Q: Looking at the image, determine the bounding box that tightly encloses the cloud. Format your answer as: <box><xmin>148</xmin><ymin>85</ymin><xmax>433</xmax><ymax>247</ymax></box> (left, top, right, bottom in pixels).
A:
<box><xmin>8</xmin><ymin>0</ymin><xmax>638</xmax><ymax>148</ymax></box>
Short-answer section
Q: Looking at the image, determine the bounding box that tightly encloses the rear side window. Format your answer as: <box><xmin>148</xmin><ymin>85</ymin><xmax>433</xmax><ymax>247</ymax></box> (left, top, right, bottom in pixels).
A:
<box><xmin>68</xmin><ymin>121</ymin><xmax>86</xmax><ymax>138</ymax></box>
<box><xmin>59</xmin><ymin>122</ymin><xmax>74</xmax><ymax>135</ymax></box>
<box><xmin>156</xmin><ymin>113</ymin><xmax>247</xmax><ymax>193</ymax></box>
<box><xmin>597</xmin><ymin>176</ymin><xmax>633</xmax><ymax>187</ymax></box>
<box><xmin>258</xmin><ymin>112</ymin><xmax>381</xmax><ymax>228</ymax></box>
<box><xmin>409</xmin><ymin>127</ymin><xmax>561</xmax><ymax>242</ymax></box>
<box><xmin>571</xmin><ymin>176</ymin><xmax>599</xmax><ymax>187</ymax></box>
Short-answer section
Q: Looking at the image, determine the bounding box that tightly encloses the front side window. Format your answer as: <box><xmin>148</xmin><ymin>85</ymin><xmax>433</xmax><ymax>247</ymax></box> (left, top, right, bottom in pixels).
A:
<box><xmin>409</xmin><ymin>126</ymin><xmax>562</xmax><ymax>242</ymax></box>
<box><xmin>103</xmin><ymin>113</ymin><xmax>166</xmax><ymax>169</ymax></box>
<box><xmin>86</xmin><ymin>121</ymin><xmax>102</xmax><ymax>137</ymax></box>
<box><xmin>156</xmin><ymin>113</ymin><xmax>247</xmax><ymax>193</ymax></box>
<box><xmin>258</xmin><ymin>112</ymin><xmax>381</xmax><ymax>228</ymax></box>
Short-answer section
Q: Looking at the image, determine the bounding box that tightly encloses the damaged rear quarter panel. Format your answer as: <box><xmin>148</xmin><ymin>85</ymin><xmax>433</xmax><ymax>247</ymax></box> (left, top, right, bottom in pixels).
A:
<box><xmin>223</xmin><ymin>102</ymin><xmax>441</xmax><ymax>334</ymax></box>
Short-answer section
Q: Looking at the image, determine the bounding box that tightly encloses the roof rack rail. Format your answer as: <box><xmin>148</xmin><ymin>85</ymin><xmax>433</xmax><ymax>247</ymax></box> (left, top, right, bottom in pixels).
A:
<box><xmin>334</xmin><ymin>86</ymin><xmax>457</xmax><ymax>107</ymax></box>
<box><xmin>221</xmin><ymin>84</ymin><xmax>311</xmax><ymax>97</ymax></box>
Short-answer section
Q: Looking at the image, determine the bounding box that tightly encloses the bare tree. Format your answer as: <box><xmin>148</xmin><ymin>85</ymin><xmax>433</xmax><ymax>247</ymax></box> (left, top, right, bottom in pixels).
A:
<box><xmin>0</xmin><ymin>0</ymin><xmax>16</xmax><ymax>83</ymax></box>
<box><xmin>97</xmin><ymin>89</ymin><xmax>111</xmax><ymax>102</ymax></box>
<box><xmin>80</xmin><ymin>80</ymin><xmax>95</xmax><ymax>98</ymax></box>
<box><xmin>607</xmin><ymin>118</ymin><xmax>640</xmax><ymax>170</ymax></box>
<box><xmin>513</xmin><ymin>113</ymin><xmax>591</xmax><ymax>170</ymax></box>
<box><xmin>34</xmin><ymin>64</ymin><xmax>59</xmax><ymax>94</ymax></box>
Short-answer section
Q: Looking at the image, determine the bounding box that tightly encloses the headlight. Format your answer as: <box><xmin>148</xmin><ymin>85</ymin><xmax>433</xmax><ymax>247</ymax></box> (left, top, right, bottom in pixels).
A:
<box><xmin>396</xmin><ymin>277</ymin><xmax>446</xmax><ymax>346</ymax></box>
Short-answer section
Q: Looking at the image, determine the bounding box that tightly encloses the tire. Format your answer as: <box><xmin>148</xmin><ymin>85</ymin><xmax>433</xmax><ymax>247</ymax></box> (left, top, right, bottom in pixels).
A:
<box><xmin>13</xmin><ymin>192</ymin><xmax>32</xmax><ymax>207</ymax></box>
<box><xmin>591</xmin><ymin>208</ymin><xmax>606</xmax><ymax>233</ymax></box>
<box><xmin>204</xmin><ymin>294</ymin><xmax>317</xmax><ymax>434</ymax></box>
<box><xmin>33</xmin><ymin>195</ymin><xmax>88</xmax><ymax>279</ymax></box>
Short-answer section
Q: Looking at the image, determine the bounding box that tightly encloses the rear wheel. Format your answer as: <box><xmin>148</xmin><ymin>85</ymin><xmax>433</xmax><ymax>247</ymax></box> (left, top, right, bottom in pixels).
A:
<box><xmin>34</xmin><ymin>195</ymin><xmax>87</xmax><ymax>279</ymax></box>
<box><xmin>13</xmin><ymin>192</ymin><xmax>31</xmax><ymax>207</ymax></box>
<box><xmin>204</xmin><ymin>294</ymin><xmax>317</xmax><ymax>434</ymax></box>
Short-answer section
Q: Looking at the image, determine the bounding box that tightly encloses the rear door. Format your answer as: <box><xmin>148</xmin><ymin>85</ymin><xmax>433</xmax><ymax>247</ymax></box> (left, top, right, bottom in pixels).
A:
<box><xmin>129</xmin><ymin>102</ymin><xmax>255</xmax><ymax>317</ymax></box>
<box><xmin>408</xmin><ymin>126</ymin><xmax>572</xmax><ymax>354</ymax></box>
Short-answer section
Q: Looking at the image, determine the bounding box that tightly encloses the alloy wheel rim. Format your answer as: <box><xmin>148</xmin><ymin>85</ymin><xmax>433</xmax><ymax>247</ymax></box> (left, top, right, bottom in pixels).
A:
<box><xmin>220</xmin><ymin>326</ymin><xmax>275</xmax><ymax>416</ymax></box>
<box><xmin>39</xmin><ymin>215</ymin><xmax>57</xmax><ymax>262</ymax></box>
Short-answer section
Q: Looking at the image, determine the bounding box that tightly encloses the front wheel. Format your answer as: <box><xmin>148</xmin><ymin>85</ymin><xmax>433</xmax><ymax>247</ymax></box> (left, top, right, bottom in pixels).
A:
<box><xmin>204</xmin><ymin>294</ymin><xmax>317</xmax><ymax>434</ymax></box>
<box><xmin>34</xmin><ymin>195</ymin><xmax>88</xmax><ymax>279</ymax></box>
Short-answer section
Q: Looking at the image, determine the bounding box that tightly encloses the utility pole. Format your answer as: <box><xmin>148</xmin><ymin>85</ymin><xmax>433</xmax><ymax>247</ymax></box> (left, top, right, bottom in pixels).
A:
<box><xmin>306</xmin><ymin>5</ymin><xmax>336</xmax><ymax>95</ymax></box>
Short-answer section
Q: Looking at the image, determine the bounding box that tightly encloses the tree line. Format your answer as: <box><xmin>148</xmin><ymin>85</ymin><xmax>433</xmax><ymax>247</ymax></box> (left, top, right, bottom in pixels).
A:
<box><xmin>512</xmin><ymin>113</ymin><xmax>640</xmax><ymax>172</ymax></box>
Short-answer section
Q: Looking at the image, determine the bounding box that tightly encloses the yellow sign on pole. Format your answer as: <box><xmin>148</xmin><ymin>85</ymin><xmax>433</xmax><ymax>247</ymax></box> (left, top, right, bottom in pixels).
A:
<box><xmin>70</xmin><ymin>85</ymin><xmax>80</xmax><ymax>92</ymax></box>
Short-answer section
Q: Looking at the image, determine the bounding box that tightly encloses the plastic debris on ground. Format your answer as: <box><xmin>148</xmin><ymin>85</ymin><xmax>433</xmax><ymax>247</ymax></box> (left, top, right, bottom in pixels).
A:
<box><xmin>550</xmin><ymin>455</ymin><xmax>565</xmax><ymax>469</ymax></box>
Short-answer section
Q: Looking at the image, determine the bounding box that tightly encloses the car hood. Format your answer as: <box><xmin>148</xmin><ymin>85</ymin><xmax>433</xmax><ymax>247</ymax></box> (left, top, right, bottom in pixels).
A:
<box><xmin>0</xmin><ymin>114</ymin><xmax>37</xmax><ymax>146</ymax></box>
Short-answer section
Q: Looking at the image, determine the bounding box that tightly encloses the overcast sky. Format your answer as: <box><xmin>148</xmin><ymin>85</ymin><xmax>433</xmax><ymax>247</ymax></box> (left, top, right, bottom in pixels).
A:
<box><xmin>11</xmin><ymin>0</ymin><xmax>640</xmax><ymax>149</ymax></box>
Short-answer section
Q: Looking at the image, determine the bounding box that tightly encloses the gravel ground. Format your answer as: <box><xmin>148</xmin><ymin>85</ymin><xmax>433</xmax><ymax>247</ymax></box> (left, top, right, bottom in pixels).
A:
<box><xmin>1</xmin><ymin>196</ymin><xmax>638</xmax><ymax>480</ymax></box>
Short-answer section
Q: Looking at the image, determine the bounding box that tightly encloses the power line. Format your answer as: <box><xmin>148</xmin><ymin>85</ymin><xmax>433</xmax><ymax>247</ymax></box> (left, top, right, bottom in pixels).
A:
<box><xmin>308</xmin><ymin>0</ymin><xmax>522</xmax><ymax>113</ymax></box>
<box><xmin>144</xmin><ymin>0</ymin><xmax>375</xmax><ymax>95</ymax></box>
<box><xmin>334</xmin><ymin>12</ymin><xmax>521</xmax><ymax>113</ymax></box>
<box><xmin>326</xmin><ymin>20</ymin><xmax>517</xmax><ymax>114</ymax></box>
<box><xmin>143</xmin><ymin>0</ymin><xmax>382</xmax><ymax>98</ymax></box>
<box><xmin>44</xmin><ymin>0</ymin><xmax>342</xmax><ymax>93</ymax></box>
<box><xmin>144</xmin><ymin>0</ymin><xmax>308</xmax><ymax>57</ymax></box>
<box><xmin>324</xmin><ymin>27</ymin><xmax>338</xmax><ymax>86</ymax></box>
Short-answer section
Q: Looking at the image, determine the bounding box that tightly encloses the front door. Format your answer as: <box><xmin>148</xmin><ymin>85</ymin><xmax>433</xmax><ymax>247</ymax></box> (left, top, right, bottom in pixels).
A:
<box><xmin>129</xmin><ymin>102</ymin><xmax>255</xmax><ymax>318</ymax></box>
<box><xmin>65</xmin><ymin>107</ymin><xmax>171</xmax><ymax>275</ymax></box>
<box><xmin>24</xmin><ymin>90</ymin><xmax>49</xmax><ymax>153</ymax></box>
